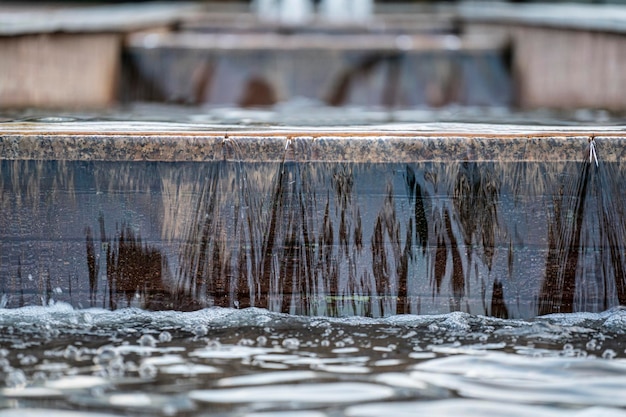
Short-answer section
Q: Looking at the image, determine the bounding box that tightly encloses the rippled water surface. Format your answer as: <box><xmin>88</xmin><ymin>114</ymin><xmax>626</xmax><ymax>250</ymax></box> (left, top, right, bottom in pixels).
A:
<box><xmin>1</xmin><ymin>305</ymin><xmax>626</xmax><ymax>416</ymax></box>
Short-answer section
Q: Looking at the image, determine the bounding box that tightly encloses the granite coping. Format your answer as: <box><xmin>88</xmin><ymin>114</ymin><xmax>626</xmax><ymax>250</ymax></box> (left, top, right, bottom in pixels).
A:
<box><xmin>0</xmin><ymin>3</ymin><xmax>201</xmax><ymax>36</ymax></box>
<box><xmin>1</xmin><ymin>121</ymin><xmax>625</xmax><ymax>163</ymax></box>
<box><xmin>459</xmin><ymin>3</ymin><xmax>626</xmax><ymax>34</ymax></box>
<box><xmin>125</xmin><ymin>31</ymin><xmax>502</xmax><ymax>52</ymax></box>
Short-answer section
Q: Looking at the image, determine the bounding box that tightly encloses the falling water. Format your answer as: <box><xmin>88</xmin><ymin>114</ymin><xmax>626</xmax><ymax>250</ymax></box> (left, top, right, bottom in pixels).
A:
<box><xmin>1</xmin><ymin>143</ymin><xmax>625</xmax><ymax>318</ymax></box>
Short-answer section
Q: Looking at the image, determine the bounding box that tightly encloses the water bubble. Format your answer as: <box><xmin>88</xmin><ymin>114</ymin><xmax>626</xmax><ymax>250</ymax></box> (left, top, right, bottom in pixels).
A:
<box><xmin>256</xmin><ymin>336</ymin><xmax>268</xmax><ymax>346</ymax></box>
<box><xmin>562</xmin><ymin>343</ymin><xmax>574</xmax><ymax>351</ymax></box>
<box><xmin>32</xmin><ymin>371</ymin><xmax>47</xmax><ymax>383</ymax></box>
<box><xmin>586</xmin><ymin>339</ymin><xmax>597</xmax><ymax>350</ymax></box>
<box><xmin>19</xmin><ymin>354</ymin><xmax>38</xmax><ymax>366</ymax></box>
<box><xmin>125</xmin><ymin>361</ymin><xmax>138</xmax><ymax>373</ymax></box>
<box><xmin>63</xmin><ymin>345</ymin><xmax>84</xmax><ymax>361</ymax></box>
<box><xmin>138</xmin><ymin>334</ymin><xmax>157</xmax><ymax>348</ymax></box>
<box><xmin>602</xmin><ymin>349</ymin><xmax>617</xmax><ymax>360</ymax></box>
<box><xmin>238</xmin><ymin>338</ymin><xmax>255</xmax><ymax>346</ymax></box>
<box><xmin>94</xmin><ymin>346</ymin><xmax>119</xmax><ymax>366</ymax></box>
<box><xmin>158</xmin><ymin>331</ymin><xmax>172</xmax><ymax>343</ymax></box>
<box><xmin>193</xmin><ymin>325</ymin><xmax>208</xmax><ymax>338</ymax></box>
<box><xmin>207</xmin><ymin>340</ymin><xmax>222</xmax><ymax>350</ymax></box>
<box><xmin>138</xmin><ymin>363</ymin><xmax>157</xmax><ymax>379</ymax></box>
<box><xmin>282</xmin><ymin>338</ymin><xmax>301</xmax><ymax>350</ymax></box>
<box><xmin>107</xmin><ymin>357</ymin><xmax>126</xmax><ymax>378</ymax></box>
<box><xmin>6</xmin><ymin>369</ymin><xmax>27</xmax><ymax>388</ymax></box>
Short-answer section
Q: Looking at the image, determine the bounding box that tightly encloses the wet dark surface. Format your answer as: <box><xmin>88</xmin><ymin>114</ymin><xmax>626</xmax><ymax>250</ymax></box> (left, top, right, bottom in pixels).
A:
<box><xmin>1</xmin><ymin>157</ymin><xmax>625</xmax><ymax>318</ymax></box>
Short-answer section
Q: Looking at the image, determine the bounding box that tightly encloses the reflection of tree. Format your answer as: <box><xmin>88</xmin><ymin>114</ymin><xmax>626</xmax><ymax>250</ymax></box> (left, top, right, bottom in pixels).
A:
<box><xmin>539</xmin><ymin>162</ymin><xmax>590</xmax><ymax>315</ymax></box>
<box><xmin>454</xmin><ymin>162</ymin><xmax>499</xmax><ymax>271</ymax></box>
<box><xmin>99</xmin><ymin>222</ymin><xmax>199</xmax><ymax>311</ymax></box>
<box><xmin>538</xmin><ymin>160</ymin><xmax>626</xmax><ymax>315</ymax></box>
<box><xmin>7</xmin><ymin>157</ymin><xmax>626</xmax><ymax>317</ymax></box>
<box><xmin>0</xmin><ymin>160</ymin><xmax>77</xmax><ymax>307</ymax></box>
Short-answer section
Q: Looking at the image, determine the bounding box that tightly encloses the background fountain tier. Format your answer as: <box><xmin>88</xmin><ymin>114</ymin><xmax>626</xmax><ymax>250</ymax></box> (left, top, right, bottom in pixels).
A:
<box><xmin>1</xmin><ymin>159</ymin><xmax>625</xmax><ymax>318</ymax></box>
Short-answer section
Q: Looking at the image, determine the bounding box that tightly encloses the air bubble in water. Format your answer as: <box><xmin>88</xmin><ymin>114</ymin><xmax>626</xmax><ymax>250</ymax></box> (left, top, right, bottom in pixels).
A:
<box><xmin>19</xmin><ymin>354</ymin><xmax>38</xmax><ymax>366</ymax></box>
<box><xmin>6</xmin><ymin>369</ymin><xmax>27</xmax><ymax>388</ymax></box>
<box><xmin>94</xmin><ymin>346</ymin><xmax>119</xmax><ymax>366</ymax></box>
<box><xmin>586</xmin><ymin>339</ymin><xmax>597</xmax><ymax>350</ymax></box>
<box><xmin>193</xmin><ymin>325</ymin><xmax>208</xmax><ymax>338</ymax></box>
<box><xmin>0</xmin><ymin>358</ymin><xmax>9</xmax><ymax>372</ymax></box>
<box><xmin>107</xmin><ymin>357</ymin><xmax>126</xmax><ymax>378</ymax></box>
<box><xmin>125</xmin><ymin>361</ymin><xmax>138</xmax><ymax>373</ymax></box>
<box><xmin>207</xmin><ymin>340</ymin><xmax>221</xmax><ymax>350</ymax></box>
<box><xmin>282</xmin><ymin>338</ymin><xmax>300</xmax><ymax>350</ymax></box>
<box><xmin>602</xmin><ymin>349</ymin><xmax>617</xmax><ymax>360</ymax></box>
<box><xmin>138</xmin><ymin>363</ymin><xmax>157</xmax><ymax>379</ymax></box>
<box><xmin>138</xmin><ymin>334</ymin><xmax>157</xmax><ymax>348</ymax></box>
<box><xmin>238</xmin><ymin>338</ymin><xmax>255</xmax><ymax>346</ymax></box>
<box><xmin>159</xmin><ymin>331</ymin><xmax>172</xmax><ymax>343</ymax></box>
<box><xmin>32</xmin><ymin>371</ymin><xmax>47</xmax><ymax>383</ymax></box>
<box><xmin>64</xmin><ymin>345</ymin><xmax>79</xmax><ymax>361</ymax></box>
<box><xmin>256</xmin><ymin>336</ymin><xmax>268</xmax><ymax>346</ymax></box>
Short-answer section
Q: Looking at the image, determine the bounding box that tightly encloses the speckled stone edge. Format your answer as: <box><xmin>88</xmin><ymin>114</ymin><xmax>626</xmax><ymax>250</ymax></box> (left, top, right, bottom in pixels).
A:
<box><xmin>1</xmin><ymin>134</ymin><xmax>624</xmax><ymax>162</ymax></box>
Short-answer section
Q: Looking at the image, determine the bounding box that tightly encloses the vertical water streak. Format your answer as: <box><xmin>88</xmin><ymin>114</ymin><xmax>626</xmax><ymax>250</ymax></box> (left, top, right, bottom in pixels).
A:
<box><xmin>539</xmin><ymin>159</ymin><xmax>590</xmax><ymax>315</ymax></box>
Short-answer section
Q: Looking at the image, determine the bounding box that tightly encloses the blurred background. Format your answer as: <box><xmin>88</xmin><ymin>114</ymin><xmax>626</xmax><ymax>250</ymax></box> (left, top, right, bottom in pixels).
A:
<box><xmin>1</xmin><ymin>0</ymin><xmax>625</xmax><ymax>123</ymax></box>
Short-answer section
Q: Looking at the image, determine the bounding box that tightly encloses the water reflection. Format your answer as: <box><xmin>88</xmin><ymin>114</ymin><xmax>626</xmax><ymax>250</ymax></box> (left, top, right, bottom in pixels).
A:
<box><xmin>1</xmin><ymin>157</ymin><xmax>626</xmax><ymax>317</ymax></box>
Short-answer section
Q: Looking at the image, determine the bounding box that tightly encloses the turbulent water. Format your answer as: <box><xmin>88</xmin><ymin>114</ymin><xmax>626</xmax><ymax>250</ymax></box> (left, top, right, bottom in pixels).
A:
<box><xmin>1</xmin><ymin>304</ymin><xmax>626</xmax><ymax>416</ymax></box>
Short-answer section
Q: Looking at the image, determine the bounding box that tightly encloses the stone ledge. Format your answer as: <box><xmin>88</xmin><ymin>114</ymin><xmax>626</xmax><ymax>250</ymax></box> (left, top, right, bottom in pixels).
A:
<box><xmin>1</xmin><ymin>122</ymin><xmax>625</xmax><ymax>162</ymax></box>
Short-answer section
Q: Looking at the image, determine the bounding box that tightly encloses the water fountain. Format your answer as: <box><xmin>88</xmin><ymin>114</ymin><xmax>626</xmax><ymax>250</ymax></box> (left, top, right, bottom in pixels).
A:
<box><xmin>1</xmin><ymin>121</ymin><xmax>625</xmax><ymax>319</ymax></box>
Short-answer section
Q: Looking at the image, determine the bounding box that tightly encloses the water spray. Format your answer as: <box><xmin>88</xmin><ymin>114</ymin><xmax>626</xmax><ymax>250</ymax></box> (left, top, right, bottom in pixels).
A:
<box><xmin>588</xmin><ymin>135</ymin><xmax>598</xmax><ymax>167</ymax></box>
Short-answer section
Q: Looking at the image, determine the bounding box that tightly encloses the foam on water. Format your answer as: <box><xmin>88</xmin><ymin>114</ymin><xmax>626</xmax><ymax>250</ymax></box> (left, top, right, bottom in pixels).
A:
<box><xmin>2</xmin><ymin>304</ymin><xmax>626</xmax><ymax>416</ymax></box>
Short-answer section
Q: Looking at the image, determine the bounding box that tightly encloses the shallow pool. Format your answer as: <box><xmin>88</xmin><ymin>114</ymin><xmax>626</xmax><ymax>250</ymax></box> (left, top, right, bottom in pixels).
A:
<box><xmin>1</xmin><ymin>305</ymin><xmax>626</xmax><ymax>416</ymax></box>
